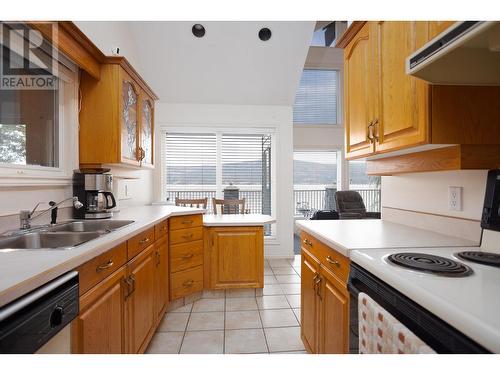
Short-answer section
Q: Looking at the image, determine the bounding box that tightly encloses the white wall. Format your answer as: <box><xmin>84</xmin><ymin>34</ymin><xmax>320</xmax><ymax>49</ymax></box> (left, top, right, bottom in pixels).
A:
<box><xmin>382</xmin><ymin>170</ymin><xmax>488</xmax><ymax>221</ymax></box>
<box><xmin>154</xmin><ymin>102</ymin><xmax>295</xmax><ymax>258</ymax></box>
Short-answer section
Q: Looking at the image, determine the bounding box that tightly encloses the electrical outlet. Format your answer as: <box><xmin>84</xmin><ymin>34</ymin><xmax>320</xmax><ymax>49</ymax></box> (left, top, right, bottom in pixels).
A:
<box><xmin>448</xmin><ymin>186</ymin><xmax>462</xmax><ymax>211</ymax></box>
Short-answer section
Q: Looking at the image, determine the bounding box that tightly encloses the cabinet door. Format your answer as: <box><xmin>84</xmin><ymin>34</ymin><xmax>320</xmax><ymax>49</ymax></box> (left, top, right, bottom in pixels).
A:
<box><xmin>71</xmin><ymin>267</ymin><xmax>126</xmax><ymax>354</ymax></box>
<box><xmin>154</xmin><ymin>236</ymin><xmax>169</xmax><ymax>321</ymax></box>
<box><xmin>139</xmin><ymin>94</ymin><xmax>154</xmax><ymax>166</ymax></box>
<box><xmin>126</xmin><ymin>245</ymin><xmax>156</xmax><ymax>353</ymax></box>
<box><xmin>301</xmin><ymin>248</ymin><xmax>320</xmax><ymax>353</ymax></box>
<box><xmin>373</xmin><ymin>21</ymin><xmax>429</xmax><ymax>153</ymax></box>
<box><xmin>318</xmin><ymin>266</ymin><xmax>349</xmax><ymax>354</ymax></box>
<box><xmin>209</xmin><ymin>227</ymin><xmax>263</xmax><ymax>289</ymax></box>
<box><xmin>120</xmin><ymin>70</ymin><xmax>140</xmax><ymax>165</ymax></box>
<box><xmin>344</xmin><ymin>22</ymin><xmax>376</xmax><ymax>159</ymax></box>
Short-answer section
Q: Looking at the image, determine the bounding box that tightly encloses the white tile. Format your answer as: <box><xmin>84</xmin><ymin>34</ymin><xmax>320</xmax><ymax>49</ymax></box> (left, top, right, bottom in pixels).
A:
<box><xmin>157</xmin><ymin>312</ymin><xmax>190</xmax><ymax>332</ymax></box>
<box><xmin>273</xmin><ymin>350</ymin><xmax>308</xmax><ymax>354</ymax></box>
<box><xmin>225</xmin><ymin>297</ymin><xmax>258</xmax><ymax>311</ymax></box>
<box><xmin>226</xmin><ymin>288</ymin><xmax>256</xmax><ymax>298</ymax></box>
<box><xmin>256</xmin><ymin>284</ymin><xmax>283</xmax><ymax>296</ymax></box>
<box><xmin>265</xmin><ymin>327</ymin><xmax>305</xmax><ymax>352</ymax></box>
<box><xmin>285</xmin><ymin>294</ymin><xmax>301</xmax><ymax>309</ymax></box>
<box><xmin>268</xmin><ymin>259</ymin><xmax>292</xmax><ymax>267</ymax></box>
<box><xmin>272</xmin><ymin>267</ymin><xmax>297</xmax><ymax>275</ymax></box>
<box><xmin>202</xmin><ymin>290</ymin><xmax>226</xmax><ymax>299</ymax></box>
<box><xmin>293</xmin><ymin>266</ymin><xmax>301</xmax><ymax>275</ymax></box>
<box><xmin>192</xmin><ymin>298</ymin><xmax>225</xmax><ymax>312</ymax></box>
<box><xmin>293</xmin><ymin>308</ymin><xmax>301</xmax><ymax>323</ymax></box>
<box><xmin>146</xmin><ymin>332</ymin><xmax>184</xmax><ymax>354</ymax></box>
<box><xmin>167</xmin><ymin>302</ymin><xmax>193</xmax><ymax>313</ymax></box>
<box><xmin>280</xmin><ymin>284</ymin><xmax>301</xmax><ymax>295</ymax></box>
<box><xmin>260</xmin><ymin>309</ymin><xmax>299</xmax><ymax>328</ymax></box>
<box><xmin>275</xmin><ymin>274</ymin><xmax>301</xmax><ymax>284</ymax></box>
<box><xmin>225</xmin><ymin>310</ymin><xmax>262</xmax><ymax>330</ymax></box>
<box><xmin>180</xmin><ymin>331</ymin><xmax>224</xmax><ymax>354</ymax></box>
<box><xmin>264</xmin><ymin>275</ymin><xmax>279</xmax><ymax>285</ymax></box>
<box><xmin>264</xmin><ymin>268</ymin><xmax>274</xmax><ymax>276</ymax></box>
<box><xmin>225</xmin><ymin>329</ymin><xmax>268</xmax><ymax>354</ymax></box>
<box><xmin>256</xmin><ymin>295</ymin><xmax>290</xmax><ymax>310</ymax></box>
<box><xmin>187</xmin><ymin>312</ymin><xmax>224</xmax><ymax>331</ymax></box>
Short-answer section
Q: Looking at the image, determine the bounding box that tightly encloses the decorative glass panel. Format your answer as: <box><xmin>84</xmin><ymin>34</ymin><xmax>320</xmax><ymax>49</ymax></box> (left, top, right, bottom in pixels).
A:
<box><xmin>121</xmin><ymin>81</ymin><xmax>137</xmax><ymax>160</ymax></box>
<box><xmin>141</xmin><ymin>99</ymin><xmax>153</xmax><ymax>165</ymax></box>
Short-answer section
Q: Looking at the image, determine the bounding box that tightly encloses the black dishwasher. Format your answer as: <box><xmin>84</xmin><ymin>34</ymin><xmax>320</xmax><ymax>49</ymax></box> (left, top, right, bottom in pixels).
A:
<box><xmin>0</xmin><ymin>271</ymin><xmax>79</xmax><ymax>353</ymax></box>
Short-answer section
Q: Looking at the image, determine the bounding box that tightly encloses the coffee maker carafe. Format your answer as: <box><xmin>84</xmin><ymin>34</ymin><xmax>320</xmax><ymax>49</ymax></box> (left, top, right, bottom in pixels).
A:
<box><xmin>73</xmin><ymin>169</ymin><xmax>117</xmax><ymax>219</ymax></box>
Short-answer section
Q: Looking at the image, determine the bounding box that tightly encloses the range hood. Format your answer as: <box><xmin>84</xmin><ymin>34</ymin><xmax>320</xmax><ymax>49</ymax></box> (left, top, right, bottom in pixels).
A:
<box><xmin>407</xmin><ymin>21</ymin><xmax>500</xmax><ymax>85</ymax></box>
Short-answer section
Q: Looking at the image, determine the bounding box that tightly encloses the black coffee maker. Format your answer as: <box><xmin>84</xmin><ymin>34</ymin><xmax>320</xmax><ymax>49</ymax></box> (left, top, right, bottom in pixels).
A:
<box><xmin>73</xmin><ymin>169</ymin><xmax>117</xmax><ymax>219</ymax></box>
<box><xmin>481</xmin><ymin>169</ymin><xmax>500</xmax><ymax>231</ymax></box>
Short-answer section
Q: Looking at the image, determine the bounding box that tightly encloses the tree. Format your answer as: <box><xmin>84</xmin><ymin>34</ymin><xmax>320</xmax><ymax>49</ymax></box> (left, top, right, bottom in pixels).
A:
<box><xmin>0</xmin><ymin>123</ymin><xmax>26</xmax><ymax>164</ymax></box>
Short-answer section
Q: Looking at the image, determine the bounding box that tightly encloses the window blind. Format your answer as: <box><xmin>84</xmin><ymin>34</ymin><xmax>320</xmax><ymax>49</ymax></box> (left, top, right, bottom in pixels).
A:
<box><xmin>293</xmin><ymin>69</ymin><xmax>338</xmax><ymax>125</ymax></box>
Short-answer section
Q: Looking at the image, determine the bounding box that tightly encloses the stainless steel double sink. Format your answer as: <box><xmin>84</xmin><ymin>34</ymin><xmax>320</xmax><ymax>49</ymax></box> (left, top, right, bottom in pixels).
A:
<box><xmin>0</xmin><ymin>219</ymin><xmax>135</xmax><ymax>251</ymax></box>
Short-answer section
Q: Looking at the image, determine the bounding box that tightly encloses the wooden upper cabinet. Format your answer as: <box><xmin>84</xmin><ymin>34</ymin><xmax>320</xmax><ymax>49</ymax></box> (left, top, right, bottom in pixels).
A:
<box><xmin>344</xmin><ymin>23</ymin><xmax>375</xmax><ymax>158</ymax></box>
<box><xmin>79</xmin><ymin>57</ymin><xmax>158</xmax><ymax>168</ymax></box>
<box><xmin>373</xmin><ymin>21</ymin><xmax>429</xmax><ymax>153</ymax></box>
<box><xmin>428</xmin><ymin>21</ymin><xmax>455</xmax><ymax>40</ymax></box>
<box><xmin>120</xmin><ymin>71</ymin><xmax>140</xmax><ymax>165</ymax></box>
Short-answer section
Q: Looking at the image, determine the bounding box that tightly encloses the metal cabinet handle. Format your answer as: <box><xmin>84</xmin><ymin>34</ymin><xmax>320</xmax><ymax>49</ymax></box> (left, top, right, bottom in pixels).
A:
<box><xmin>124</xmin><ymin>275</ymin><xmax>136</xmax><ymax>299</ymax></box>
<box><xmin>182</xmin><ymin>233</ymin><xmax>193</xmax><ymax>240</ymax></box>
<box><xmin>156</xmin><ymin>251</ymin><xmax>161</xmax><ymax>266</ymax></box>
<box><xmin>183</xmin><ymin>280</ymin><xmax>194</xmax><ymax>287</ymax></box>
<box><xmin>367</xmin><ymin>121</ymin><xmax>375</xmax><ymax>143</ymax></box>
<box><xmin>372</xmin><ymin>118</ymin><xmax>379</xmax><ymax>142</ymax></box>
<box><xmin>314</xmin><ymin>274</ymin><xmax>322</xmax><ymax>301</ymax></box>
<box><xmin>303</xmin><ymin>239</ymin><xmax>313</xmax><ymax>247</ymax></box>
<box><xmin>326</xmin><ymin>256</ymin><xmax>340</xmax><ymax>267</ymax></box>
<box><xmin>182</xmin><ymin>220</ymin><xmax>194</xmax><ymax>225</ymax></box>
<box><xmin>181</xmin><ymin>253</ymin><xmax>194</xmax><ymax>260</ymax></box>
<box><xmin>96</xmin><ymin>259</ymin><xmax>114</xmax><ymax>272</ymax></box>
<box><xmin>139</xmin><ymin>237</ymin><xmax>150</xmax><ymax>245</ymax></box>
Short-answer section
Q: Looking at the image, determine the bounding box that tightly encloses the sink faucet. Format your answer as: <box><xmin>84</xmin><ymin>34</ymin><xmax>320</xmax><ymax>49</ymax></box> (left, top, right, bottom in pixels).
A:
<box><xmin>20</xmin><ymin>197</ymin><xmax>84</xmax><ymax>230</ymax></box>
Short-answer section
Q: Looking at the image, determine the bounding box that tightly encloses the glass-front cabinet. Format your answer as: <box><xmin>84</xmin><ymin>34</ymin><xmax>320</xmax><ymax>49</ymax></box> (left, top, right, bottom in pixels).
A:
<box><xmin>79</xmin><ymin>57</ymin><xmax>157</xmax><ymax>169</ymax></box>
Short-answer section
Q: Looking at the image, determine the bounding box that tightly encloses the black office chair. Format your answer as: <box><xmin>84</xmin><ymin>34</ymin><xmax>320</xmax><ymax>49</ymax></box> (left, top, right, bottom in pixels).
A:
<box><xmin>334</xmin><ymin>190</ymin><xmax>381</xmax><ymax>220</ymax></box>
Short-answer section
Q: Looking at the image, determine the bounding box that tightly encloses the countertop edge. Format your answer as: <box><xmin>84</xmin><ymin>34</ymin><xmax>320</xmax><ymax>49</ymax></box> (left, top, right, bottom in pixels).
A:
<box><xmin>295</xmin><ymin>221</ymin><xmax>350</xmax><ymax>256</ymax></box>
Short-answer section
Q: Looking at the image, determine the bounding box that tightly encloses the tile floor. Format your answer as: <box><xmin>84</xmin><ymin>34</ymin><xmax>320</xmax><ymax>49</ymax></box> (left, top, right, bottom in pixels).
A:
<box><xmin>146</xmin><ymin>255</ymin><xmax>306</xmax><ymax>354</ymax></box>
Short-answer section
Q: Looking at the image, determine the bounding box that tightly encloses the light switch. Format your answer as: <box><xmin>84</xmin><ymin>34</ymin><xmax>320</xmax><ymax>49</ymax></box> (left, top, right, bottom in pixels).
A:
<box><xmin>448</xmin><ymin>186</ymin><xmax>462</xmax><ymax>211</ymax></box>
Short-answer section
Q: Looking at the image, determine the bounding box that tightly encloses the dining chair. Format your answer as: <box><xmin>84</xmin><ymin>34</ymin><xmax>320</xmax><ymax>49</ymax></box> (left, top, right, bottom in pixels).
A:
<box><xmin>175</xmin><ymin>197</ymin><xmax>208</xmax><ymax>209</ymax></box>
<box><xmin>212</xmin><ymin>198</ymin><xmax>246</xmax><ymax>214</ymax></box>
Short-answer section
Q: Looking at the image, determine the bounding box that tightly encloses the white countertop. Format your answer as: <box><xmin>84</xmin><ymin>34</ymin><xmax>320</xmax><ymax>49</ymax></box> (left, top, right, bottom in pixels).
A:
<box><xmin>203</xmin><ymin>214</ymin><xmax>275</xmax><ymax>226</ymax></box>
<box><xmin>295</xmin><ymin>219</ymin><xmax>479</xmax><ymax>257</ymax></box>
<box><xmin>350</xmin><ymin>247</ymin><xmax>500</xmax><ymax>353</ymax></box>
<box><xmin>0</xmin><ymin>205</ymin><xmax>205</xmax><ymax>308</ymax></box>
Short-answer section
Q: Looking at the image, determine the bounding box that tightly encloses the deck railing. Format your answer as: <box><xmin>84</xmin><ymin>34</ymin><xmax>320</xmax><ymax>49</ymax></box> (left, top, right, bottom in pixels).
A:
<box><xmin>165</xmin><ymin>188</ymin><xmax>381</xmax><ymax>216</ymax></box>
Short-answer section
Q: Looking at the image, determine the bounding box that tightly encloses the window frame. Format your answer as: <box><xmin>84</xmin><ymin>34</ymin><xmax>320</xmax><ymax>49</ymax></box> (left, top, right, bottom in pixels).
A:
<box><xmin>293</xmin><ymin>67</ymin><xmax>341</xmax><ymax>127</ymax></box>
<box><xmin>160</xmin><ymin>126</ymin><xmax>277</xmax><ymax>239</ymax></box>
<box><xmin>0</xmin><ymin>60</ymin><xmax>79</xmax><ymax>187</ymax></box>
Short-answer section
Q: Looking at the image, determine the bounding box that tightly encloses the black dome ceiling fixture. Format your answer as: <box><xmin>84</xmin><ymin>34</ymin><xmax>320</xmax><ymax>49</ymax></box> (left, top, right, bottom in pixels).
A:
<box><xmin>192</xmin><ymin>24</ymin><xmax>206</xmax><ymax>38</ymax></box>
<box><xmin>258</xmin><ymin>28</ymin><xmax>272</xmax><ymax>41</ymax></box>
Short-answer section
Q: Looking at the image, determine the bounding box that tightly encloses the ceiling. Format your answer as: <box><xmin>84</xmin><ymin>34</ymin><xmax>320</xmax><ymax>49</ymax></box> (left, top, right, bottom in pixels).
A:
<box><xmin>79</xmin><ymin>21</ymin><xmax>315</xmax><ymax>105</ymax></box>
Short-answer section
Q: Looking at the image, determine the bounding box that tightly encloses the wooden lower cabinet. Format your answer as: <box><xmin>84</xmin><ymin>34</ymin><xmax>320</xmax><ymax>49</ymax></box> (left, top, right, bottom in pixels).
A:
<box><xmin>300</xmin><ymin>232</ymin><xmax>350</xmax><ymax>354</ymax></box>
<box><xmin>205</xmin><ymin>226</ymin><xmax>264</xmax><ymax>289</ymax></box>
<box><xmin>71</xmin><ymin>267</ymin><xmax>127</xmax><ymax>354</ymax></box>
<box><xmin>125</xmin><ymin>244</ymin><xmax>156</xmax><ymax>354</ymax></box>
<box><xmin>154</xmin><ymin>236</ymin><xmax>169</xmax><ymax>322</ymax></box>
<box><xmin>318</xmin><ymin>266</ymin><xmax>349</xmax><ymax>354</ymax></box>
<box><xmin>301</xmin><ymin>248</ymin><xmax>320</xmax><ymax>353</ymax></box>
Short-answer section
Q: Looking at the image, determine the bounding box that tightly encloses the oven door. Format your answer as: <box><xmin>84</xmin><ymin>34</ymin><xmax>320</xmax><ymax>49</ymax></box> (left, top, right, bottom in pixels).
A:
<box><xmin>348</xmin><ymin>262</ymin><xmax>488</xmax><ymax>354</ymax></box>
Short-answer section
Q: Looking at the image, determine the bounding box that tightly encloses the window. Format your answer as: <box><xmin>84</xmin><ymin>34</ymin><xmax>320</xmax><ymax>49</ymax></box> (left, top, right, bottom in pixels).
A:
<box><xmin>163</xmin><ymin>131</ymin><xmax>274</xmax><ymax>234</ymax></box>
<box><xmin>293</xmin><ymin>150</ymin><xmax>339</xmax><ymax>216</ymax></box>
<box><xmin>348</xmin><ymin>160</ymin><xmax>381</xmax><ymax>213</ymax></box>
<box><xmin>293</xmin><ymin>69</ymin><xmax>339</xmax><ymax>125</ymax></box>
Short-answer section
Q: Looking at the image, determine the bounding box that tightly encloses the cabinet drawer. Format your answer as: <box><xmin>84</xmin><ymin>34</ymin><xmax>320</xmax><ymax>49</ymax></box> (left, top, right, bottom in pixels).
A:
<box><xmin>301</xmin><ymin>231</ymin><xmax>350</xmax><ymax>283</ymax></box>
<box><xmin>154</xmin><ymin>219</ymin><xmax>168</xmax><ymax>240</ymax></box>
<box><xmin>169</xmin><ymin>226</ymin><xmax>203</xmax><ymax>245</ymax></box>
<box><xmin>170</xmin><ymin>240</ymin><xmax>203</xmax><ymax>273</ymax></box>
<box><xmin>127</xmin><ymin>227</ymin><xmax>155</xmax><ymax>259</ymax></box>
<box><xmin>170</xmin><ymin>265</ymin><xmax>203</xmax><ymax>300</ymax></box>
<box><xmin>169</xmin><ymin>214</ymin><xmax>203</xmax><ymax>231</ymax></box>
<box><xmin>77</xmin><ymin>242</ymin><xmax>127</xmax><ymax>295</ymax></box>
